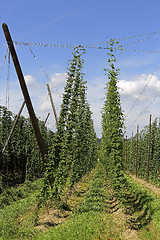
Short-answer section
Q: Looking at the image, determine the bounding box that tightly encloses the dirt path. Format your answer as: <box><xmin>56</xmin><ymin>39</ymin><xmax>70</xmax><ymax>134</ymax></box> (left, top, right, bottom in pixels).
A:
<box><xmin>113</xmin><ymin>208</ymin><xmax>140</xmax><ymax>240</ymax></box>
<box><xmin>35</xmin><ymin>168</ymin><xmax>97</xmax><ymax>231</ymax></box>
<box><xmin>104</xmin><ymin>180</ymin><xmax>140</xmax><ymax>240</ymax></box>
<box><xmin>130</xmin><ymin>174</ymin><xmax>160</xmax><ymax>197</ymax></box>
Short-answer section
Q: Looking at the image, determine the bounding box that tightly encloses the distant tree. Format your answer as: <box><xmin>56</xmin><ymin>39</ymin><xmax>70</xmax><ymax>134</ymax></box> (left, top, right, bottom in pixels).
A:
<box><xmin>0</xmin><ymin>106</ymin><xmax>52</xmax><ymax>185</ymax></box>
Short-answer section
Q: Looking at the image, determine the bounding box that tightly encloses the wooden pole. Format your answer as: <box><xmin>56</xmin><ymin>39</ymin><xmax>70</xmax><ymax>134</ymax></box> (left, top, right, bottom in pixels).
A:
<box><xmin>0</xmin><ymin>101</ymin><xmax>25</xmax><ymax>163</ymax></box>
<box><xmin>135</xmin><ymin>124</ymin><xmax>139</xmax><ymax>177</ymax></box>
<box><xmin>125</xmin><ymin>135</ymin><xmax>127</xmax><ymax>172</ymax></box>
<box><xmin>147</xmin><ymin>114</ymin><xmax>152</xmax><ymax>182</ymax></box>
<box><xmin>44</xmin><ymin>112</ymin><xmax>50</xmax><ymax>125</ymax></box>
<box><xmin>129</xmin><ymin>132</ymin><xmax>133</xmax><ymax>173</ymax></box>
<box><xmin>46</xmin><ymin>83</ymin><xmax>58</xmax><ymax>124</ymax></box>
<box><xmin>2</xmin><ymin>23</ymin><xmax>45</xmax><ymax>163</ymax></box>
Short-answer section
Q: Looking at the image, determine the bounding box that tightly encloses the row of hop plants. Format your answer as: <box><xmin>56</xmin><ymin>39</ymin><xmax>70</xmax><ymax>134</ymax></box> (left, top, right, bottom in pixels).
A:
<box><xmin>0</xmin><ymin>46</ymin><xmax>98</xmax><ymax>199</ymax></box>
<box><xmin>99</xmin><ymin>39</ymin><xmax>153</xmax><ymax>229</ymax></box>
<box><xmin>99</xmin><ymin>39</ymin><xmax>125</xmax><ymax>190</ymax></box>
<box><xmin>0</xmin><ymin>105</ymin><xmax>55</xmax><ymax>186</ymax></box>
<box><xmin>42</xmin><ymin>46</ymin><xmax>98</xmax><ymax>198</ymax></box>
<box><xmin>125</xmin><ymin>117</ymin><xmax>160</xmax><ymax>186</ymax></box>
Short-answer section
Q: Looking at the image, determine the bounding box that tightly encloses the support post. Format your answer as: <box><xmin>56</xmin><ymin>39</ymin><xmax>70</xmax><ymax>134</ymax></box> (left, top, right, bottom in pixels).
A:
<box><xmin>129</xmin><ymin>132</ymin><xmax>133</xmax><ymax>173</ymax></box>
<box><xmin>46</xmin><ymin>83</ymin><xmax>58</xmax><ymax>124</ymax></box>
<box><xmin>44</xmin><ymin>112</ymin><xmax>50</xmax><ymax>125</ymax></box>
<box><xmin>147</xmin><ymin>114</ymin><xmax>151</xmax><ymax>182</ymax></box>
<box><xmin>2</xmin><ymin>23</ymin><xmax>45</xmax><ymax>163</ymax></box>
<box><xmin>125</xmin><ymin>135</ymin><xmax>127</xmax><ymax>172</ymax></box>
<box><xmin>135</xmin><ymin>124</ymin><xmax>139</xmax><ymax>177</ymax></box>
<box><xmin>0</xmin><ymin>101</ymin><xmax>25</xmax><ymax>163</ymax></box>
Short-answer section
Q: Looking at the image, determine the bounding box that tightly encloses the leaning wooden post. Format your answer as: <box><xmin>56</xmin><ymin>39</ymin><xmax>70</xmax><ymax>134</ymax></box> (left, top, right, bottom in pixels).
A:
<box><xmin>0</xmin><ymin>101</ymin><xmax>25</xmax><ymax>160</ymax></box>
<box><xmin>135</xmin><ymin>124</ymin><xmax>139</xmax><ymax>177</ymax></box>
<box><xmin>46</xmin><ymin>83</ymin><xmax>58</xmax><ymax>124</ymax></box>
<box><xmin>125</xmin><ymin>135</ymin><xmax>127</xmax><ymax>172</ymax></box>
<box><xmin>147</xmin><ymin>114</ymin><xmax>152</xmax><ymax>182</ymax></box>
<box><xmin>2</xmin><ymin>23</ymin><xmax>45</xmax><ymax>163</ymax></box>
<box><xmin>44</xmin><ymin>112</ymin><xmax>50</xmax><ymax>125</ymax></box>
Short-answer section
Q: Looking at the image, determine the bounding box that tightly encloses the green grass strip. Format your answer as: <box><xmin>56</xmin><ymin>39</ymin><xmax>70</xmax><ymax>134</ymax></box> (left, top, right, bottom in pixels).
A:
<box><xmin>36</xmin><ymin>162</ymin><xmax>120</xmax><ymax>240</ymax></box>
<box><xmin>0</xmin><ymin>180</ymin><xmax>43</xmax><ymax>240</ymax></box>
<box><xmin>37</xmin><ymin>211</ymin><xmax>106</xmax><ymax>240</ymax></box>
<box><xmin>125</xmin><ymin>175</ymin><xmax>160</xmax><ymax>239</ymax></box>
<box><xmin>0</xmin><ymin>179</ymin><xmax>43</xmax><ymax>209</ymax></box>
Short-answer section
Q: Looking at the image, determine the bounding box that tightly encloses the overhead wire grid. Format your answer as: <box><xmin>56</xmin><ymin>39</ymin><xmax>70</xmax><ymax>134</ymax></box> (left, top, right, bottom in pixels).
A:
<box><xmin>1</xmin><ymin>30</ymin><xmax>160</xmax><ymax>135</ymax></box>
<box><xmin>117</xmin><ymin>32</ymin><xmax>160</xmax><ymax>135</ymax></box>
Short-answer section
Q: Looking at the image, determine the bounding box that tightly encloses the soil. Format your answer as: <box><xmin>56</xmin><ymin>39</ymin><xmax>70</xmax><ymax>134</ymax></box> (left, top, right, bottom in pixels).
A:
<box><xmin>35</xmin><ymin>168</ymin><xmax>96</xmax><ymax>232</ymax></box>
<box><xmin>35</xmin><ymin>208</ymin><xmax>71</xmax><ymax>231</ymax></box>
<box><xmin>113</xmin><ymin>208</ymin><xmax>140</xmax><ymax>240</ymax></box>
<box><xmin>130</xmin><ymin>174</ymin><xmax>160</xmax><ymax>197</ymax></box>
<box><xmin>104</xmin><ymin>180</ymin><xmax>140</xmax><ymax>240</ymax></box>
<box><xmin>35</xmin><ymin>171</ymin><xmax>159</xmax><ymax>238</ymax></box>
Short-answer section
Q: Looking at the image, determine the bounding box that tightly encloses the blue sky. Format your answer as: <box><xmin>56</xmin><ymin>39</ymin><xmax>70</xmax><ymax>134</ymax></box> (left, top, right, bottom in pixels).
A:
<box><xmin>1</xmin><ymin>0</ymin><xmax>160</xmax><ymax>138</ymax></box>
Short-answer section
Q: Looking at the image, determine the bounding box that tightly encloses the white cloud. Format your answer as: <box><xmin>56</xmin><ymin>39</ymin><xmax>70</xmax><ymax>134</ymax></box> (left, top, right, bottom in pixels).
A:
<box><xmin>38</xmin><ymin>100</ymin><xmax>51</xmax><ymax>112</ymax></box>
<box><xmin>2</xmin><ymin>70</ymin><xmax>160</xmax><ymax>139</ymax></box>
<box><xmin>118</xmin><ymin>74</ymin><xmax>160</xmax><ymax>100</ymax></box>
<box><xmin>87</xmin><ymin>73</ymin><xmax>160</xmax><ymax>138</ymax></box>
<box><xmin>24</xmin><ymin>75</ymin><xmax>38</xmax><ymax>87</ymax></box>
<box><xmin>117</xmin><ymin>74</ymin><xmax>160</xmax><ymax>137</ymax></box>
<box><xmin>86</xmin><ymin>73</ymin><xmax>160</xmax><ymax>138</ymax></box>
<box><xmin>50</xmin><ymin>73</ymin><xmax>67</xmax><ymax>87</ymax></box>
<box><xmin>118</xmin><ymin>79</ymin><xmax>141</xmax><ymax>98</ymax></box>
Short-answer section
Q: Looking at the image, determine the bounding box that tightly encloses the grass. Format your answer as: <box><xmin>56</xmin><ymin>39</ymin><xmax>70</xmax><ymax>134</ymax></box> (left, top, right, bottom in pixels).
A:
<box><xmin>0</xmin><ymin>167</ymin><xmax>101</xmax><ymax>240</ymax></box>
<box><xmin>124</xmin><ymin>175</ymin><xmax>160</xmax><ymax>239</ymax></box>
<box><xmin>36</xmin><ymin>161</ymin><xmax>121</xmax><ymax>240</ymax></box>
<box><xmin>1</xmin><ymin>163</ymin><xmax>160</xmax><ymax>239</ymax></box>
<box><xmin>137</xmin><ymin>192</ymin><xmax>160</xmax><ymax>239</ymax></box>
<box><xmin>0</xmin><ymin>179</ymin><xmax>43</xmax><ymax>209</ymax></box>
<box><xmin>37</xmin><ymin>212</ymin><xmax>107</xmax><ymax>240</ymax></box>
<box><xmin>0</xmin><ymin>179</ymin><xmax>43</xmax><ymax>240</ymax></box>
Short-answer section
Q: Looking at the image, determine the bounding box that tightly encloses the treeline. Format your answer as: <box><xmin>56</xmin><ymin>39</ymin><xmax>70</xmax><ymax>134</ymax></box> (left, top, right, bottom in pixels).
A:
<box><xmin>0</xmin><ymin>106</ymin><xmax>54</xmax><ymax>185</ymax></box>
<box><xmin>125</xmin><ymin>117</ymin><xmax>160</xmax><ymax>186</ymax></box>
